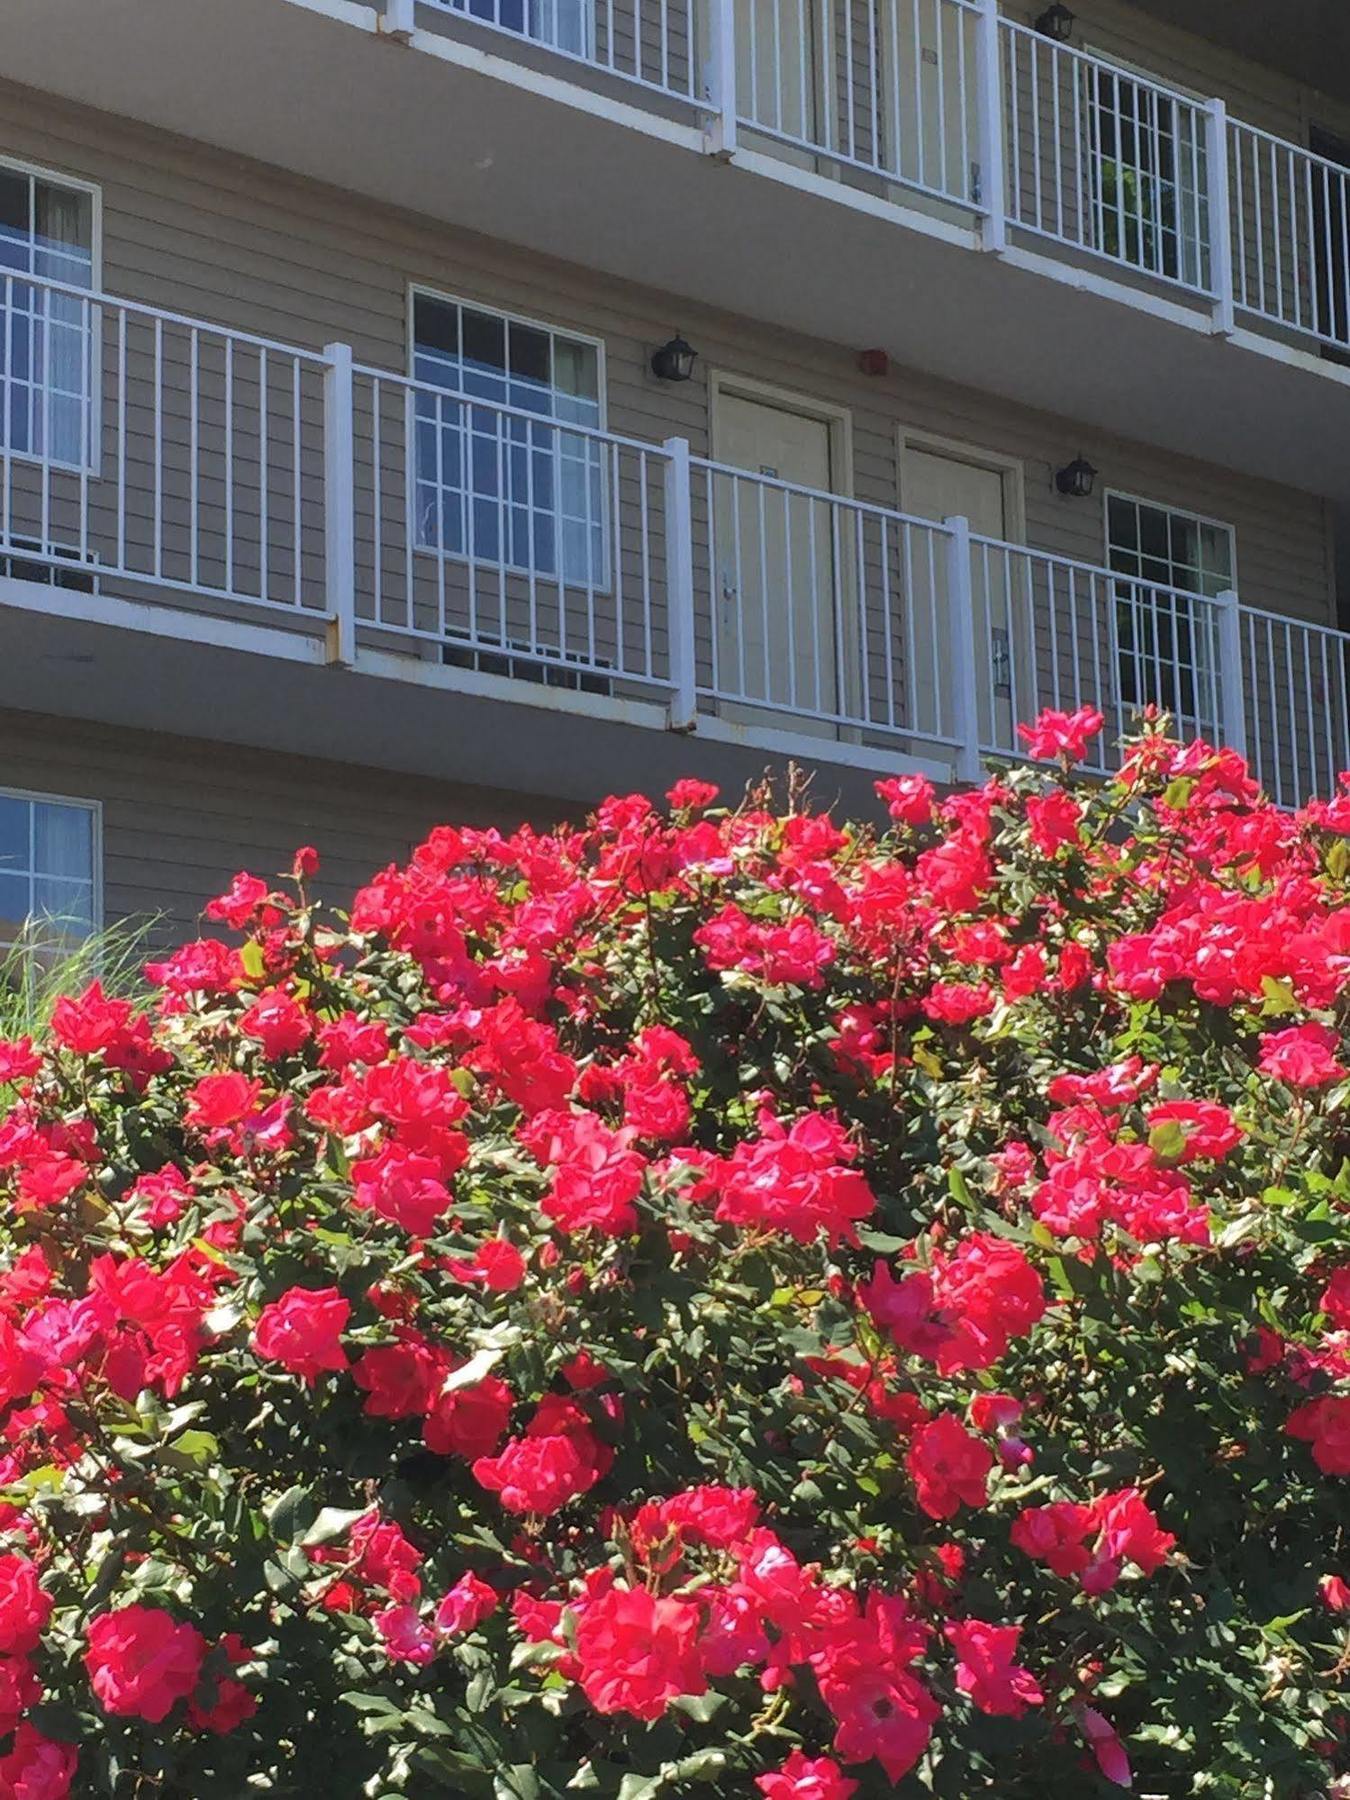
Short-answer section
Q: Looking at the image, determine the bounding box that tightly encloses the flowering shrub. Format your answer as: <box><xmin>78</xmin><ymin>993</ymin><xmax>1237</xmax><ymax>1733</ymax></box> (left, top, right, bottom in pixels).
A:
<box><xmin>0</xmin><ymin>717</ymin><xmax>1349</xmax><ymax>1795</ymax></box>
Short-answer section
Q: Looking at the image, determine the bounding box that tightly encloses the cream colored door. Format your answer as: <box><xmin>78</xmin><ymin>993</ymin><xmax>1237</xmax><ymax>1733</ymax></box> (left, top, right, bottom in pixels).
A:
<box><xmin>713</xmin><ymin>391</ymin><xmax>840</xmax><ymax>731</ymax></box>
<box><xmin>902</xmin><ymin>445</ymin><xmax>1015</xmax><ymax>751</ymax></box>
<box><xmin>736</xmin><ymin>1</ymin><xmax>816</xmax><ymax>168</ymax></box>
<box><xmin>881</xmin><ymin>0</ymin><xmax>977</xmax><ymax>208</ymax></box>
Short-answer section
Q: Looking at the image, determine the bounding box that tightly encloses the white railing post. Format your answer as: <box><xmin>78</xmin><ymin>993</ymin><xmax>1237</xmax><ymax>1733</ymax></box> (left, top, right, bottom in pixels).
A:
<box><xmin>974</xmin><ymin>0</ymin><xmax>1007</xmax><ymax>250</ymax></box>
<box><xmin>380</xmin><ymin>0</ymin><xmax>415</xmax><ymax>38</ymax></box>
<box><xmin>1205</xmin><ymin>98</ymin><xmax>1236</xmax><ymax>335</ymax></box>
<box><xmin>323</xmin><ymin>341</ymin><xmax>357</xmax><ymax>668</ymax></box>
<box><xmin>703</xmin><ymin>0</ymin><xmax>738</xmax><ymax>159</ymax></box>
<box><xmin>1214</xmin><ymin>587</ymin><xmax>1248</xmax><ymax>758</ymax></box>
<box><xmin>663</xmin><ymin>436</ymin><xmax>698</xmax><ymax>731</ymax></box>
<box><xmin>944</xmin><ymin>515</ymin><xmax>985</xmax><ymax>783</ymax></box>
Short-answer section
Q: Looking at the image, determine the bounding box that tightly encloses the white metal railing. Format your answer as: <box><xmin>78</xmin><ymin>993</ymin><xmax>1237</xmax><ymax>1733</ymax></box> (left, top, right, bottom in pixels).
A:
<box><xmin>1228</xmin><ymin>120</ymin><xmax>1350</xmax><ymax>351</ymax></box>
<box><xmin>2</xmin><ymin>268</ymin><xmax>1349</xmax><ymax>808</ymax></box>
<box><xmin>690</xmin><ymin>456</ymin><xmax>966</xmax><ymax>756</ymax></box>
<box><xmin>415</xmin><ymin>0</ymin><xmax>705</xmax><ymax>103</ymax></box>
<box><xmin>999</xmin><ymin>19</ymin><xmax>1217</xmax><ymax>299</ymax></box>
<box><xmin>732</xmin><ymin>0</ymin><xmax>987</xmax><ymax>211</ymax></box>
<box><xmin>968</xmin><ymin>534</ymin><xmax>1232</xmax><ymax>769</ymax></box>
<box><xmin>1241</xmin><ymin>605</ymin><xmax>1350</xmax><ymax>810</ymax></box>
<box><xmin>398</xmin><ymin>0</ymin><xmax>1350</xmax><ymax>351</ymax></box>
<box><xmin>0</xmin><ymin>269</ymin><xmax>330</xmax><ymax>618</ymax></box>
<box><xmin>350</xmin><ymin>367</ymin><xmax>677</xmax><ymax>695</ymax></box>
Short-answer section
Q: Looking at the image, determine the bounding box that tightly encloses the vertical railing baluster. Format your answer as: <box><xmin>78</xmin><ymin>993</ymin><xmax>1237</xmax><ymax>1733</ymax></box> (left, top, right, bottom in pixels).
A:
<box><xmin>150</xmin><ymin>315</ymin><xmax>163</xmax><ymax>581</ymax></box>
<box><xmin>663</xmin><ymin>435</ymin><xmax>696</xmax><ymax>728</ymax></box>
<box><xmin>116</xmin><ymin>309</ymin><xmax>127</xmax><ymax>575</ymax></box>
<box><xmin>703</xmin><ymin>0</ymin><xmax>737</xmax><ymax>155</ymax></box>
<box><xmin>322</xmin><ymin>341</ymin><xmax>357</xmax><ymax>664</ymax></box>
<box><xmin>1215</xmin><ymin>587</ymin><xmax>1247</xmax><ymax>760</ymax></box>
<box><xmin>974</xmin><ymin>0</ymin><xmax>1006</xmax><ymax>244</ymax></box>
<box><xmin>944</xmin><ymin>513</ymin><xmax>982</xmax><ymax>780</ymax></box>
<box><xmin>1205</xmin><ymin>97</ymin><xmax>1235</xmax><ymax>332</ymax></box>
<box><xmin>224</xmin><ymin>336</ymin><xmax>235</xmax><ymax>596</ymax></box>
<box><xmin>258</xmin><ymin>348</ymin><xmax>269</xmax><ymax>606</ymax></box>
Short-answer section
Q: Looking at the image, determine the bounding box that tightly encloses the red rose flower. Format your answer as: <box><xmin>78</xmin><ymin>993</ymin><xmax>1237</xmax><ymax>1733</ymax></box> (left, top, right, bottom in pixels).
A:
<box><xmin>352</xmin><ymin>1339</ymin><xmax>446</xmax><ymax>1419</ymax></box>
<box><xmin>374</xmin><ymin>1604</ymin><xmax>437</xmax><ymax>1666</ymax></box>
<box><xmin>472</xmin><ymin>1429</ymin><xmax>603</xmax><ymax>1516</ymax></box>
<box><xmin>824</xmin><ymin>1664</ymin><xmax>939</xmax><ymax>1781</ymax></box>
<box><xmin>446</xmin><ymin>1238</ymin><xmax>527</xmax><ymax>1292</ymax></box>
<box><xmin>944</xmin><ymin>1620</ymin><xmax>1044</xmax><ymax>1717</ymax></box>
<box><xmin>0</xmin><ymin>1723</ymin><xmax>77</xmax><ymax>1800</ymax></box>
<box><xmin>184</xmin><ymin>1072</ymin><xmax>264</xmax><ymax>1134</ymax></box>
<box><xmin>0</xmin><ymin>1656</ymin><xmax>41</xmax><ymax>1736</ymax></box>
<box><xmin>238</xmin><ymin>987</ymin><xmax>312</xmax><ymax>1060</ymax></box>
<box><xmin>204</xmin><ymin>871</ymin><xmax>274</xmax><ymax>928</ymax></box>
<box><xmin>1288</xmin><ymin>1396</ymin><xmax>1350</xmax><ymax>1475</ymax></box>
<box><xmin>574</xmin><ymin>1585</ymin><xmax>705</xmax><ymax>1721</ymax></box>
<box><xmin>0</xmin><ymin>1555</ymin><xmax>51</xmax><ymax>1655</ymax></box>
<box><xmin>755</xmin><ymin>1750</ymin><xmax>858</xmax><ymax>1800</ymax></box>
<box><xmin>1016</xmin><ymin>705</ymin><xmax>1105</xmax><ymax>764</ymax></box>
<box><xmin>1010</xmin><ymin>1500</ymin><xmax>1095</xmax><ymax>1579</ymax></box>
<box><xmin>434</xmin><ymin>1572</ymin><xmax>499</xmax><ymax>1637</ymax></box>
<box><xmin>251</xmin><ymin>1286</ymin><xmax>350</xmax><ymax>1385</ymax></box>
<box><xmin>1258</xmin><ymin>1023</ymin><xmax>1346</xmax><ymax>1089</ymax></box>
<box><xmin>666</xmin><ymin>778</ymin><xmax>720</xmax><ymax>813</ymax></box>
<box><xmin>84</xmin><ymin>1605</ymin><xmax>207</xmax><ymax>1723</ymax></box>
<box><xmin>905</xmin><ymin>1414</ymin><xmax>994</xmax><ymax>1519</ymax></box>
<box><xmin>1146</xmin><ymin>1099</ymin><xmax>1243</xmax><ymax>1164</ymax></box>
<box><xmin>422</xmin><ymin>1373</ymin><xmax>514</xmax><ymax>1460</ymax></box>
<box><xmin>1321</xmin><ymin>1266</ymin><xmax>1350</xmax><ymax>1330</ymax></box>
<box><xmin>522</xmin><ymin>1111</ymin><xmax>645</xmax><ymax>1237</ymax></box>
<box><xmin>875</xmin><ymin>773</ymin><xmax>935</xmax><ymax>827</ymax></box>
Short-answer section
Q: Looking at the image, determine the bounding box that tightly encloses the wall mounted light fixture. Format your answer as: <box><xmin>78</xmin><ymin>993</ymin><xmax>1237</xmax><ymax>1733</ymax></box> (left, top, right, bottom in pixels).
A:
<box><xmin>1034</xmin><ymin>3</ymin><xmax>1076</xmax><ymax>41</ymax></box>
<box><xmin>651</xmin><ymin>333</ymin><xmax>697</xmax><ymax>382</ymax></box>
<box><xmin>1055</xmin><ymin>453</ymin><xmax>1098</xmax><ymax>498</ymax></box>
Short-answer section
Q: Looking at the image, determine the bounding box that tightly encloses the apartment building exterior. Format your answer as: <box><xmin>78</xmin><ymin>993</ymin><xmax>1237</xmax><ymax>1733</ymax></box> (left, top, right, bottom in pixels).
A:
<box><xmin>1</xmin><ymin>0</ymin><xmax>1349</xmax><ymax>944</ymax></box>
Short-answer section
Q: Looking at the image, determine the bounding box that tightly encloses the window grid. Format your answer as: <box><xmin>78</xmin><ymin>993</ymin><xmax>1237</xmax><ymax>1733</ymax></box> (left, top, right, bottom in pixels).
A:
<box><xmin>0</xmin><ymin>159</ymin><xmax>98</xmax><ymax>475</ymax></box>
<box><xmin>1107</xmin><ymin>492</ymin><xmax>1235</xmax><ymax>726</ymax></box>
<box><xmin>0</xmin><ymin>789</ymin><xmax>100</xmax><ymax>950</ymax></box>
<box><xmin>444</xmin><ymin>1</ymin><xmax>591</xmax><ymax>60</ymax></box>
<box><xmin>412</xmin><ymin>291</ymin><xmax>608</xmax><ymax>591</ymax></box>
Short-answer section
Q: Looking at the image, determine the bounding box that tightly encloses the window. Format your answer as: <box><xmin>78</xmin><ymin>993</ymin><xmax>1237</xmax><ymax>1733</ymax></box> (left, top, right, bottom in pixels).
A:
<box><xmin>0</xmin><ymin>160</ymin><xmax>98</xmax><ymax>471</ymax></box>
<box><xmin>412</xmin><ymin>291</ymin><xmax>606</xmax><ymax>587</ymax></box>
<box><xmin>0</xmin><ymin>790</ymin><xmax>99</xmax><ymax>950</ymax></box>
<box><xmin>1107</xmin><ymin>493</ymin><xmax>1234</xmax><ymax>728</ymax></box>
<box><xmin>1086</xmin><ymin>63</ymin><xmax>1206</xmax><ymax>289</ymax></box>
<box><xmin>445</xmin><ymin>0</ymin><xmax>591</xmax><ymax>59</ymax></box>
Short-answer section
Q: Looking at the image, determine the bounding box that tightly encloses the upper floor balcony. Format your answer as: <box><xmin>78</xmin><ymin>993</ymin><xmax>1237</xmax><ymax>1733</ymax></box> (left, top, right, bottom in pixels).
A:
<box><xmin>2</xmin><ymin>265</ymin><xmax>1346</xmax><ymax>812</ymax></box>
<box><xmin>10</xmin><ymin>0</ymin><xmax>1350</xmax><ymax>537</ymax></box>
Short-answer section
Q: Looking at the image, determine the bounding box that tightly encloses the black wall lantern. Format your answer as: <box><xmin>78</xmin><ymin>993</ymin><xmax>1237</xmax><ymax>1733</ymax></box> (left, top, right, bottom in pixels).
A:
<box><xmin>651</xmin><ymin>333</ymin><xmax>697</xmax><ymax>382</ymax></box>
<box><xmin>1055</xmin><ymin>453</ymin><xmax>1098</xmax><ymax>498</ymax></box>
<box><xmin>1034</xmin><ymin>3</ymin><xmax>1075</xmax><ymax>40</ymax></box>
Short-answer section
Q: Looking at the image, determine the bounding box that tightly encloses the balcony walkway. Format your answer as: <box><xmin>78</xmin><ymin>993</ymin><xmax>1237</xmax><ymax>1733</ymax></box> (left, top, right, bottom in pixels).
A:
<box><xmin>1</xmin><ymin>268</ymin><xmax>1345</xmax><ymax>810</ymax></box>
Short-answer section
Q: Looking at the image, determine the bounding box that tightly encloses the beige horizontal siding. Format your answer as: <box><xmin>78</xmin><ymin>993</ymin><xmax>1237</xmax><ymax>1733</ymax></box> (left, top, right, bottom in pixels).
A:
<box><xmin>0</xmin><ymin>709</ymin><xmax>555</xmax><ymax>945</ymax></box>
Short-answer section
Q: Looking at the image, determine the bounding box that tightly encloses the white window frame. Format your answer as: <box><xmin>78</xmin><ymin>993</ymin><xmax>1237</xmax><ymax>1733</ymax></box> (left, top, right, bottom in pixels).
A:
<box><xmin>406</xmin><ymin>284</ymin><xmax>611</xmax><ymax>593</ymax></box>
<box><xmin>441</xmin><ymin>0</ymin><xmax>594</xmax><ymax>64</ymax></box>
<box><xmin>0</xmin><ymin>154</ymin><xmax>103</xmax><ymax>481</ymax></box>
<box><xmin>1078</xmin><ymin>48</ymin><xmax>1209</xmax><ymax>294</ymax></box>
<box><xmin>1103</xmin><ymin>487</ymin><xmax>1237</xmax><ymax>732</ymax></box>
<box><xmin>1102</xmin><ymin>488</ymin><xmax>1238</xmax><ymax>594</ymax></box>
<box><xmin>0</xmin><ymin>784</ymin><xmax>103</xmax><ymax>950</ymax></box>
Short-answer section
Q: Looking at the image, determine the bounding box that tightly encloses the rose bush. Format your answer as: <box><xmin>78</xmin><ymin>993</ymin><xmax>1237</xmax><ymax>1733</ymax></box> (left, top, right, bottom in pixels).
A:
<box><xmin>0</xmin><ymin>714</ymin><xmax>1346</xmax><ymax>1794</ymax></box>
